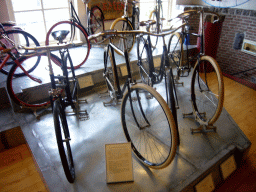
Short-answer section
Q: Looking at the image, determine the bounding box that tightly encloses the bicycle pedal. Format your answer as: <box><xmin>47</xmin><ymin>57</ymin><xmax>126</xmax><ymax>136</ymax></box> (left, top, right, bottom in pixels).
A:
<box><xmin>191</xmin><ymin>124</ymin><xmax>216</xmax><ymax>134</ymax></box>
<box><xmin>103</xmin><ymin>98</ymin><xmax>120</xmax><ymax>106</ymax></box>
<box><xmin>78</xmin><ymin>110</ymin><xmax>89</xmax><ymax>121</ymax></box>
<box><xmin>78</xmin><ymin>99</ymin><xmax>88</xmax><ymax>104</ymax></box>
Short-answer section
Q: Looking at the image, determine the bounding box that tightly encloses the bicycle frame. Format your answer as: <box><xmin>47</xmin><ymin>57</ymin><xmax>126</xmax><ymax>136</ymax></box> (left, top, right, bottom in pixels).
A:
<box><xmin>122</xmin><ymin>0</ymin><xmax>140</xmax><ymax>30</ymax></box>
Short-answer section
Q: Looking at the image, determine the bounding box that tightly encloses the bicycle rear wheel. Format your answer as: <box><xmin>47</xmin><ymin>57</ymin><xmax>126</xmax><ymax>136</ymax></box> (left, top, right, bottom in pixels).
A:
<box><xmin>53</xmin><ymin>99</ymin><xmax>75</xmax><ymax>183</ymax></box>
<box><xmin>7</xmin><ymin>54</ymin><xmax>62</xmax><ymax>109</ymax></box>
<box><xmin>121</xmin><ymin>83</ymin><xmax>178</xmax><ymax>169</ymax></box>
<box><xmin>0</xmin><ymin>30</ymin><xmax>41</xmax><ymax>77</ymax></box>
<box><xmin>110</xmin><ymin>18</ymin><xmax>135</xmax><ymax>54</ymax></box>
<box><xmin>89</xmin><ymin>6</ymin><xmax>104</xmax><ymax>42</ymax></box>
<box><xmin>191</xmin><ymin>56</ymin><xmax>224</xmax><ymax>126</ymax></box>
<box><xmin>45</xmin><ymin>21</ymin><xmax>90</xmax><ymax>69</ymax></box>
<box><xmin>168</xmin><ymin>32</ymin><xmax>182</xmax><ymax>69</ymax></box>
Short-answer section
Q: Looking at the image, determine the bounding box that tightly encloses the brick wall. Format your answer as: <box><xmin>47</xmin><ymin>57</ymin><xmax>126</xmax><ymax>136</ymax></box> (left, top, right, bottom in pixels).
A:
<box><xmin>216</xmin><ymin>9</ymin><xmax>256</xmax><ymax>84</ymax></box>
<box><xmin>183</xmin><ymin>7</ymin><xmax>256</xmax><ymax>85</ymax></box>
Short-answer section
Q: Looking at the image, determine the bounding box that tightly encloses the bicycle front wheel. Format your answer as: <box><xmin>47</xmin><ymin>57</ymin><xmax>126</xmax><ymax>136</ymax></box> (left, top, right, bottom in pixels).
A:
<box><xmin>121</xmin><ymin>83</ymin><xmax>178</xmax><ymax>169</ymax></box>
<box><xmin>191</xmin><ymin>56</ymin><xmax>224</xmax><ymax>126</ymax></box>
<box><xmin>53</xmin><ymin>100</ymin><xmax>75</xmax><ymax>183</ymax></box>
<box><xmin>45</xmin><ymin>21</ymin><xmax>90</xmax><ymax>69</ymax></box>
<box><xmin>110</xmin><ymin>18</ymin><xmax>135</xmax><ymax>54</ymax></box>
<box><xmin>0</xmin><ymin>30</ymin><xmax>41</xmax><ymax>77</ymax></box>
<box><xmin>7</xmin><ymin>54</ymin><xmax>62</xmax><ymax>109</ymax></box>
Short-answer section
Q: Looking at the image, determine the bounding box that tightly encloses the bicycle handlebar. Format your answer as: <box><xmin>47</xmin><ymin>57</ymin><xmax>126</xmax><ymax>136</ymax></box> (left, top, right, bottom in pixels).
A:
<box><xmin>88</xmin><ymin>23</ymin><xmax>185</xmax><ymax>41</ymax></box>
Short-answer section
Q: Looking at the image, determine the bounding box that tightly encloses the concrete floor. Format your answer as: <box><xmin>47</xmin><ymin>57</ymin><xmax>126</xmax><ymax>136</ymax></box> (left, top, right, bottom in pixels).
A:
<box><xmin>0</xmin><ymin>42</ymin><xmax>251</xmax><ymax>191</ymax></box>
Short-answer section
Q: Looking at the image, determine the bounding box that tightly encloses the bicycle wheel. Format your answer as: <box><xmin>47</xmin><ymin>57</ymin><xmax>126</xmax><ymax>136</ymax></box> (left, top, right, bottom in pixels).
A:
<box><xmin>110</xmin><ymin>18</ymin><xmax>135</xmax><ymax>54</ymax></box>
<box><xmin>121</xmin><ymin>83</ymin><xmax>178</xmax><ymax>169</ymax></box>
<box><xmin>7</xmin><ymin>54</ymin><xmax>62</xmax><ymax>109</ymax></box>
<box><xmin>89</xmin><ymin>5</ymin><xmax>104</xmax><ymax>42</ymax></box>
<box><xmin>168</xmin><ymin>32</ymin><xmax>182</xmax><ymax>69</ymax></box>
<box><xmin>53</xmin><ymin>99</ymin><xmax>75</xmax><ymax>183</ymax></box>
<box><xmin>45</xmin><ymin>21</ymin><xmax>90</xmax><ymax>69</ymax></box>
<box><xmin>191</xmin><ymin>56</ymin><xmax>224</xmax><ymax>126</ymax></box>
<box><xmin>166</xmin><ymin>70</ymin><xmax>178</xmax><ymax>129</ymax></box>
<box><xmin>0</xmin><ymin>30</ymin><xmax>41</xmax><ymax>77</ymax></box>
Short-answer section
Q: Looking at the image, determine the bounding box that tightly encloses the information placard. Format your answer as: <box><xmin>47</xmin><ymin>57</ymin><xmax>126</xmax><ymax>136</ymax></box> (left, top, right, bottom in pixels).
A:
<box><xmin>105</xmin><ymin>142</ymin><xmax>134</xmax><ymax>183</ymax></box>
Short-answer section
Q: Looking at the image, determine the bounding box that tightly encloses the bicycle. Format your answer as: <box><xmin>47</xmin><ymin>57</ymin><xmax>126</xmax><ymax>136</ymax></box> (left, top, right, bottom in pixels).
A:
<box><xmin>19</xmin><ymin>30</ymin><xmax>89</xmax><ymax>183</ymax></box>
<box><xmin>149</xmin><ymin>0</ymin><xmax>165</xmax><ymax>48</ymax></box>
<box><xmin>110</xmin><ymin>0</ymin><xmax>140</xmax><ymax>54</ymax></box>
<box><xmin>167</xmin><ymin>9</ymin><xmax>220</xmax><ymax>81</ymax></box>
<box><xmin>137</xmin><ymin>19</ymin><xmax>224</xmax><ymax>133</ymax></box>
<box><xmin>89</xmin><ymin>30</ymin><xmax>178</xmax><ymax>169</ymax></box>
<box><xmin>45</xmin><ymin>0</ymin><xmax>106</xmax><ymax>69</ymax></box>
<box><xmin>0</xmin><ymin>23</ymin><xmax>41</xmax><ymax>76</ymax></box>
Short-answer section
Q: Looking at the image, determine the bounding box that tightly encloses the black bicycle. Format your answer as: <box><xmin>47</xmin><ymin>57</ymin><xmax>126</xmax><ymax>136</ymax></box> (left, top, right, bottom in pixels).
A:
<box><xmin>137</xmin><ymin>18</ymin><xmax>224</xmax><ymax>133</ymax></box>
<box><xmin>90</xmin><ymin>30</ymin><xmax>178</xmax><ymax>169</ymax></box>
<box><xmin>21</xmin><ymin>30</ymin><xmax>89</xmax><ymax>183</ymax></box>
<box><xmin>45</xmin><ymin>0</ymin><xmax>105</xmax><ymax>69</ymax></box>
<box><xmin>110</xmin><ymin>0</ymin><xmax>140</xmax><ymax>54</ymax></box>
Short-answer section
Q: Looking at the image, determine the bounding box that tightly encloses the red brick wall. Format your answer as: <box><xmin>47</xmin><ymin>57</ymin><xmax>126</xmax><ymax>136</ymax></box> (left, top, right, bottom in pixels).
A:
<box><xmin>183</xmin><ymin>7</ymin><xmax>256</xmax><ymax>84</ymax></box>
<box><xmin>216</xmin><ymin>11</ymin><xmax>256</xmax><ymax>83</ymax></box>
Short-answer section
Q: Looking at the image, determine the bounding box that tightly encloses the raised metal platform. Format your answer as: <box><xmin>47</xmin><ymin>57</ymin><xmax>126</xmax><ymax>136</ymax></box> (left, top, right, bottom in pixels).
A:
<box><xmin>0</xmin><ymin>42</ymin><xmax>251</xmax><ymax>191</ymax></box>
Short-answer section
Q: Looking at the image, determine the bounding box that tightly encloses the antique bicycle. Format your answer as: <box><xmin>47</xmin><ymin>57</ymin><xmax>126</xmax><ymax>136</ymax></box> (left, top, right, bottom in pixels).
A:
<box><xmin>45</xmin><ymin>0</ymin><xmax>106</xmax><ymax>69</ymax></box>
<box><xmin>149</xmin><ymin>0</ymin><xmax>165</xmax><ymax>48</ymax></box>
<box><xmin>0</xmin><ymin>23</ymin><xmax>41</xmax><ymax>76</ymax></box>
<box><xmin>90</xmin><ymin>30</ymin><xmax>178</xmax><ymax>169</ymax></box>
<box><xmin>19</xmin><ymin>30</ymin><xmax>90</xmax><ymax>183</ymax></box>
<box><xmin>137</xmin><ymin>18</ymin><xmax>224</xmax><ymax>132</ymax></box>
<box><xmin>167</xmin><ymin>9</ymin><xmax>220</xmax><ymax>81</ymax></box>
<box><xmin>110</xmin><ymin>0</ymin><xmax>140</xmax><ymax>54</ymax></box>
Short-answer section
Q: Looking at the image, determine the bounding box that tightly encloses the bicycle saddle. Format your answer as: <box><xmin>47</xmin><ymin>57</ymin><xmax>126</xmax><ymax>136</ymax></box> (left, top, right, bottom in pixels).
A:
<box><xmin>51</xmin><ymin>30</ymin><xmax>70</xmax><ymax>43</ymax></box>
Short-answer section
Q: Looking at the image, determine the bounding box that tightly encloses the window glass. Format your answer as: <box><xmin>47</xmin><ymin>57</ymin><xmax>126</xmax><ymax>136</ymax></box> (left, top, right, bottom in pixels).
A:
<box><xmin>12</xmin><ymin>0</ymin><xmax>42</xmax><ymax>11</ymax></box>
<box><xmin>43</xmin><ymin>0</ymin><xmax>69</xmax><ymax>9</ymax></box>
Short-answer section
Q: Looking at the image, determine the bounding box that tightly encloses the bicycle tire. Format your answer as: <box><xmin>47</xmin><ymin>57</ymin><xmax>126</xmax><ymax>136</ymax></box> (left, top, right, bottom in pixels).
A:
<box><xmin>121</xmin><ymin>83</ymin><xmax>178</xmax><ymax>169</ymax></box>
<box><xmin>110</xmin><ymin>18</ymin><xmax>135</xmax><ymax>54</ymax></box>
<box><xmin>89</xmin><ymin>6</ymin><xmax>105</xmax><ymax>43</ymax></box>
<box><xmin>45</xmin><ymin>21</ymin><xmax>90</xmax><ymax>69</ymax></box>
<box><xmin>104</xmin><ymin>47</ymin><xmax>118</xmax><ymax>97</ymax></box>
<box><xmin>53</xmin><ymin>99</ymin><xmax>75</xmax><ymax>183</ymax></box>
<box><xmin>166</xmin><ymin>70</ymin><xmax>178</xmax><ymax>129</ymax></box>
<box><xmin>137</xmin><ymin>36</ymin><xmax>152</xmax><ymax>85</ymax></box>
<box><xmin>0</xmin><ymin>30</ymin><xmax>41</xmax><ymax>77</ymax></box>
<box><xmin>191</xmin><ymin>56</ymin><xmax>224</xmax><ymax>126</ymax></box>
<box><xmin>167</xmin><ymin>32</ymin><xmax>183</xmax><ymax>69</ymax></box>
<box><xmin>7</xmin><ymin>53</ymin><xmax>62</xmax><ymax>109</ymax></box>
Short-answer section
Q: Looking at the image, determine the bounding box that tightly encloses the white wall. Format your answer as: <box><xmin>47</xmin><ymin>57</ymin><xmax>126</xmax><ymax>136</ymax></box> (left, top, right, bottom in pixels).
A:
<box><xmin>176</xmin><ymin>0</ymin><xmax>256</xmax><ymax>10</ymax></box>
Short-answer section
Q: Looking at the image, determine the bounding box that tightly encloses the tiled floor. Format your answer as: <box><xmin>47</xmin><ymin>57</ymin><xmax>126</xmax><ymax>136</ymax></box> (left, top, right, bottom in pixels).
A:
<box><xmin>0</xmin><ymin>43</ymin><xmax>251</xmax><ymax>191</ymax></box>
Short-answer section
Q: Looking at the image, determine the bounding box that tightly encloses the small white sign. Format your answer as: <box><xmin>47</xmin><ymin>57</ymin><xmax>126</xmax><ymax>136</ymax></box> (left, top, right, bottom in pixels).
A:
<box><xmin>220</xmin><ymin>155</ymin><xmax>237</xmax><ymax>180</ymax></box>
<box><xmin>105</xmin><ymin>142</ymin><xmax>134</xmax><ymax>183</ymax></box>
<box><xmin>120</xmin><ymin>65</ymin><xmax>128</xmax><ymax>76</ymax></box>
<box><xmin>78</xmin><ymin>75</ymin><xmax>94</xmax><ymax>89</ymax></box>
<box><xmin>195</xmin><ymin>173</ymin><xmax>215</xmax><ymax>192</ymax></box>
